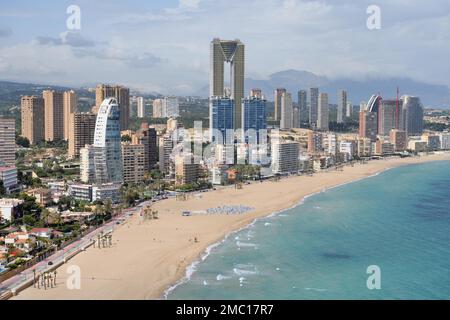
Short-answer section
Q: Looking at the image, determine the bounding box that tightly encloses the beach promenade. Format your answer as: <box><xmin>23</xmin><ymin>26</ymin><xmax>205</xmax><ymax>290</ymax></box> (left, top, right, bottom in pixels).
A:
<box><xmin>10</xmin><ymin>152</ymin><xmax>450</xmax><ymax>300</ymax></box>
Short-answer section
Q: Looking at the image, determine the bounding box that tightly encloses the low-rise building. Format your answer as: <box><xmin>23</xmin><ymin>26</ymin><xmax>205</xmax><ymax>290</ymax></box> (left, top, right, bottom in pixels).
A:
<box><xmin>29</xmin><ymin>228</ymin><xmax>53</xmax><ymax>238</ymax></box>
<box><xmin>408</xmin><ymin>139</ymin><xmax>428</xmax><ymax>152</ymax></box>
<box><xmin>0</xmin><ymin>199</ymin><xmax>23</xmax><ymax>222</ymax></box>
<box><xmin>92</xmin><ymin>183</ymin><xmax>121</xmax><ymax>203</ymax></box>
<box><xmin>68</xmin><ymin>183</ymin><xmax>93</xmax><ymax>202</ymax></box>
<box><xmin>439</xmin><ymin>132</ymin><xmax>450</xmax><ymax>150</ymax></box>
<box><xmin>0</xmin><ymin>166</ymin><xmax>19</xmax><ymax>194</ymax></box>
<box><xmin>421</xmin><ymin>133</ymin><xmax>441</xmax><ymax>151</ymax></box>
<box><xmin>26</xmin><ymin>188</ymin><xmax>52</xmax><ymax>207</ymax></box>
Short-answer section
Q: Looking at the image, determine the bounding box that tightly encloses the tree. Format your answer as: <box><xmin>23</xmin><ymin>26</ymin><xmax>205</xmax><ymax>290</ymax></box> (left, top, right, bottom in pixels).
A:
<box><xmin>121</xmin><ymin>135</ymin><xmax>132</xmax><ymax>143</ymax></box>
<box><xmin>0</xmin><ymin>180</ymin><xmax>6</xmax><ymax>196</ymax></box>
<box><xmin>16</xmin><ymin>136</ymin><xmax>30</xmax><ymax>148</ymax></box>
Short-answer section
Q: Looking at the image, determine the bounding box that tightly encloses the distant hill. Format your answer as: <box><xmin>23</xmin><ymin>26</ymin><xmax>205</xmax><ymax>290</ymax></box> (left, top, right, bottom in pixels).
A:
<box><xmin>195</xmin><ymin>70</ymin><xmax>450</xmax><ymax>108</ymax></box>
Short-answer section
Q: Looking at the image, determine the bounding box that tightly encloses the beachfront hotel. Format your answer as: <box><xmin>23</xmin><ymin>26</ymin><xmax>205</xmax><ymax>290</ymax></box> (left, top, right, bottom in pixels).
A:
<box><xmin>271</xmin><ymin>140</ymin><xmax>300</xmax><ymax>174</ymax></box>
<box><xmin>93</xmin><ymin>98</ymin><xmax>123</xmax><ymax>184</ymax></box>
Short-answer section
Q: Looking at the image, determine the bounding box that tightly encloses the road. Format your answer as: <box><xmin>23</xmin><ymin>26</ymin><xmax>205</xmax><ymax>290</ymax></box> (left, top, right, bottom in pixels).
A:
<box><xmin>0</xmin><ymin>200</ymin><xmax>152</xmax><ymax>297</ymax></box>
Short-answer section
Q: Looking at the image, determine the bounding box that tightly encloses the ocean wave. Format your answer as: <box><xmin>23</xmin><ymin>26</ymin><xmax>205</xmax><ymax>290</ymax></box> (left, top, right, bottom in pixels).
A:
<box><xmin>304</xmin><ymin>287</ymin><xmax>327</xmax><ymax>292</ymax></box>
<box><xmin>233</xmin><ymin>268</ymin><xmax>258</xmax><ymax>276</ymax></box>
<box><xmin>236</xmin><ymin>241</ymin><xmax>258</xmax><ymax>248</ymax></box>
<box><xmin>216</xmin><ymin>274</ymin><xmax>231</xmax><ymax>281</ymax></box>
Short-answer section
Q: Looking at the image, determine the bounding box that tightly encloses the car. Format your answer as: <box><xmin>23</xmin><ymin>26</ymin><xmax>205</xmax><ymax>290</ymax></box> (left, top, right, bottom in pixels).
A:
<box><xmin>182</xmin><ymin>211</ymin><xmax>192</xmax><ymax>217</ymax></box>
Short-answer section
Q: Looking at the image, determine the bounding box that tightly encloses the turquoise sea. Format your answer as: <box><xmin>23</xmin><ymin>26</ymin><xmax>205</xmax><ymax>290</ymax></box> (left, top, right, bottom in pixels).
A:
<box><xmin>167</xmin><ymin>160</ymin><xmax>450</xmax><ymax>300</ymax></box>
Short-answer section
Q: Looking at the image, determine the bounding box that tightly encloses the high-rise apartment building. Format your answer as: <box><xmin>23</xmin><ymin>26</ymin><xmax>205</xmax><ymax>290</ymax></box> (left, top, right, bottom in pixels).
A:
<box><xmin>210</xmin><ymin>38</ymin><xmax>245</xmax><ymax>129</ymax></box>
<box><xmin>250</xmin><ymin>88</ymin><xmax>262</xmax><ymax>99</ymax></box>
<box><xmin>274</xmin><ymin>88</ymin><xmax>286</xmax><ymax>122</ymax></box>
<box><xmin>63</xmin><ymin>90</ymin><xmax>78</xmax><ymax>140</ymax></box>
<box><xmin>132</xmin><ymin>126</ymin><xmax>158</xmax><ymax>171</ymax></box>
<box><xmin>0</xmin><ymin>117</ymin><xmax>16</xmax><ymax>166</ymax></box>
<box><xmin>93</xmin><ymin>98</ymin><xmax>123</xmax><ymax>184</ymax></box>
<box><xmin>390</xmin><ymin>129</ymin><xmax>407</xmax><ymax>151</ymax></box>
<box><xmin>95</xmin><ymin>84</ymin><xmax>130</xmax><ymax>131</ymax></box>
<box><xmin>242</xmin><ymin>95</ymin><xmax>267</xmax><ymax>144</ymax></box>
<box><xmin>209</xmin><ymin>96</ymin><xmax>234</xmax><ymax>144</ymax></box>
<box><xmin>307</xmin><ymin>130</ymin><xmax>323</xmax><ymax>154</ymax></box>
<box><xmin>309</xmin><ymin>88</ymin><xmax>319</xmax><ymax>128</ymax></box>
<box><xmin>175</xmin><ymin>155</ymin><xmax>200</xmax><ymax>186</ymax></box>
<box><xmin>68</xmin><ymin>112</ymin><xmax>96</xmax><ymax>158</ymax></box>
<box><xmin>359</xmin><ymin>110</ymin><xmax>378</xmax><ymax>142</ymax></box>
<box><xmin>298</xmin><ymin>90</ymin><xmax>308</xmax><ymax>126</ymax></box>
<box><xmin>401</xmin><ymin>95</ymin><xmax>424</xmax><ymax>136</ymax></box>
<box><xmin>271</xmin><ymin>141</ymin><xmax>300</xmax><ymax>174</ymax></box>
<box><xmin>378</xmin><ymin>99</ymin><xmax>402</xmax><ymax>136</ymax></box>
<box><xmin>137</xmin><ymin>97</ymin><xmax>145</xmax><ymax>118</ymax></box>
<box><xmin>346</xmin><ymin>102</ymin><xmax>353</xmax><ymax>118</ymax></box>
<box><xmin>152</xmin><ymin>97</ymin><xmax>179</xmax><ymax>118</ymax></box>
<box><xmin>21</xmin><ymin>96</ymin><xmax>45</xmax><ymax>145</ymax></box>
<box><xmin>317</xmin><ymin>93</ymin><xmax>329</xmax><ymax>131</ymax></box>
<box><xmin>43</xmin><ymin>90</ymin><xmax>64</xmax><ymax>141</ymax></box>
<box><xmin>280</xmin><ymin>92</ymin><xmax>293</xmax><ymax>130</ymax></box>
<box><xmin>80</xmin><ymin>145</ymin><xmax>95</xmax><ymax>183</ymax></box>
<box><xmin>121</xmin><ymin>143</ymin><xmax>145</xmax><ymax>184</ymax></box>
<box><xmin>337</xmin><ymin>90</ymin><xmax>347</xmax><ymax>123</ymax></box>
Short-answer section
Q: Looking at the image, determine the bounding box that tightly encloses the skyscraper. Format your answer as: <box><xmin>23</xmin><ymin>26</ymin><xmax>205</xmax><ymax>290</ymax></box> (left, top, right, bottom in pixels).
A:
<box><xmin>309</xmin><ymin>88</ymin><xmax>319</xmax><ymax>128</ymax></box>
<box><xmin>280</xmin><ymin>92</ymin><xmax>293</xmax><ymax>130</ymax></box>
<box><xmin>137</xmin><ymin>97</ymin><xmax>145</xmax><ymax>118</ymax></box>
<box><xmin>317</xmin><ymin>93</ymin><xmax>329</xmax><ymax>131</ymax></box>
<box><xmin>93</xmin><ymin>98</ymin><xmax>123</xmax><ymax>184</ymax></box>
<box><xmin>95</xmin><ymin>84</ymin><xmax>130</xmax><ymax>131</ymax></box>
<box><xmin>271</xmin><ymin>141</ymin><xmax>300</xmax><ymax>174</ymax></box>
<box><xmin>121</xmin><ymin>142</ymin><xmax>145</xmax><ymax>184</ymax></box>
<box><xmin>250</xmin><ymin>88</ymin><xmax>262</xmax><ymax>99</ymax></box>
<box><xmin>378</xmin><ymin>99</ymin><xmax>402</xmax><ymax>136</ymax></box>
<box><xmin>63</xmin><ymin>90</ymin><xmax>78</xmax><ymax>141</ymax></box>
<box><xmin>210</xmin><ymin>96</ymin><xmax>234</xmax><ymax>144</ymax></box>
<box><xmin>298</xmin><ymin>90</ymin><xmax>308</xmax><ymax>126</ymax></box>
<box><xmin>0</xmin><ymin>117</ymin><xmax>15</xmax><ymax>166</ymax></box>
<box><xmin>346</xmin><ymin>102</ymin><xmax>353</xmax><ymax>118</ymax></box>
<box><xmin>132</xmin><ymin>126</ymin><xmax>158</xmax><ymax>171</ymax></box>
<box><xmin>210</xmin><ymin>38</ymin><xmax>245</xmax><ymax>129</ymax></box>
<box><xmin>21</xmin><ymin>96</ymin><xmax>45</xmax><ymax>145</ymax></box>
<box><xmin>359</xmin><ymin>110</ymin><xmax>377</xmax><ymax>142</ymax></box>
<box><xmin>43</xmin><ymin>90</ymin><xmax>64</xmax><ymax>141</ymax></box>
<box><xmin>401</xmin><ymin>96</ymin><xmax>424</xmax><ymax>136</ymax></box>
<box><xmin>242</xmin><ymin>95</ymin><xmax>267</xmax><ymax>144</ymax></box>
<box><xmin>274</xmin><ymin>88</ymin><xmax>286</xmax><ymax>122</ymax></box>
<box><xmin>337</xmin><ymin>90</ymin><xmax>347</xmax><ymax>123</ymax></box>
<box><xmin>68</xmin><ymin>112</ymin><xmax>97</xmax><ymax>158</ymax></box>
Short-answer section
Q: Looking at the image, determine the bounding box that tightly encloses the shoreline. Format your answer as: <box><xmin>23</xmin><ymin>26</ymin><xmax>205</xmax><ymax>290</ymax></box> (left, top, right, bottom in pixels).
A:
<box><xmin>162</xmin><ymin>164</ymin><xmax>395</xmax><ymax>299</ymax></box>
<box><xmin>11</xmin><ymin>153</ymin><xmax>450</xmax><ymax>300</ymax></box>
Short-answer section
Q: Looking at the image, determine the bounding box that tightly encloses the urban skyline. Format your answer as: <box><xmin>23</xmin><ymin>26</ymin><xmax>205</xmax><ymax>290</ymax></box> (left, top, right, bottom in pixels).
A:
<box><xmin>1</xmin><ymin>0</ymin><xmax>450</xmax><ymax>305</ymax></box>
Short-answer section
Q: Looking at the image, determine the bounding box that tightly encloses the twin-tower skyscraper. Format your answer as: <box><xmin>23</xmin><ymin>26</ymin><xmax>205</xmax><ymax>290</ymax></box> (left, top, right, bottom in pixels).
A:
<box><xmin>210</xmin><ymin>38</ymin><xmax>245</xmax><ymax>129</ymax></box>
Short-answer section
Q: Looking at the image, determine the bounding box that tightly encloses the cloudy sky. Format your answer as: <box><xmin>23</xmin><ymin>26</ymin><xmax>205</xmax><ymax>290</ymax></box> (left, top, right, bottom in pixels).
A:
<box><xmin>0</xmin><ymin>0</ymin><xmax>449</xmax><ymax>94</ymax></box>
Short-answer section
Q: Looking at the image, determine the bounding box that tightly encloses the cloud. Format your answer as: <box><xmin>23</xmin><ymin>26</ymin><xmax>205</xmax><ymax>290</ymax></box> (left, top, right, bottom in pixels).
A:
<box><xmin>0</xmin><ymin>27</ymin><xmax>12</xmax><ymax>37</ymax></box>
<box><xmin>36</xmin><ymin>31</ymin><xmax>95</xmax><ymax>47</ymax></box>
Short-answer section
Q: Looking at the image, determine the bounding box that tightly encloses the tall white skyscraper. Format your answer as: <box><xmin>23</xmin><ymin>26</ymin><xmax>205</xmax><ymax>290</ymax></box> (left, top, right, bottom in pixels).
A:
<box><xmin>318</xmin><ymin>93</ymin><xmax>329</xmax><ymax>131</ymax></box>
<box><xmin>210</xmin><ymin>38</ymin><xmax>245</xmax><ymax>129</ymax></box>
<box><xmin>93</xmin><ymin>98</ymin><xmax>123</xmax><ymax>183</ymax></box>
<box><xmin>137</xmin><ymin>97</ymin><xmax>145</xmax><ymax>118</ymax></box>
<box><xmin>337</xmin><ymin>90</ymin><xmax>347</xmax><ymax>123</ymax></box>
<box><xmin>280</xmin><ymin>92</ymin><xmax>293</xmax><ymax>130</ymax></box>
<box><xmin>346</xmin><ymin>102</ymin><xmax>353</xmax><ymax>118</ymax></box>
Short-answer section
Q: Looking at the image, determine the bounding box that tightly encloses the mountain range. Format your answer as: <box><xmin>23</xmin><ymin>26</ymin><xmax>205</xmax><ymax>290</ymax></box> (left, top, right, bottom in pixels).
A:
<box><xmin>195</xmin><ymin>70</ymin><xmax>450</xmax><ymax>108</ymax></box>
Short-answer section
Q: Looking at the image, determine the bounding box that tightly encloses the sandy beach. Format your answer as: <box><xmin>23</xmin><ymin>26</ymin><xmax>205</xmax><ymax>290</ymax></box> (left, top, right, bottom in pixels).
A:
<box><xmin>11</xmin><ymin>152</ymin><xmax>450</xmax><ymax>300</ymax></box>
